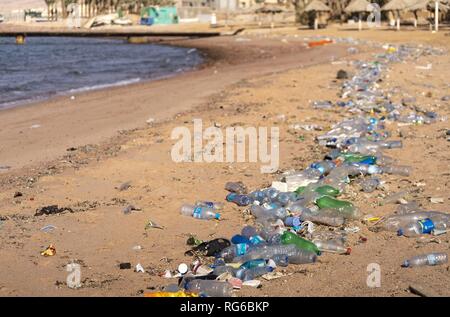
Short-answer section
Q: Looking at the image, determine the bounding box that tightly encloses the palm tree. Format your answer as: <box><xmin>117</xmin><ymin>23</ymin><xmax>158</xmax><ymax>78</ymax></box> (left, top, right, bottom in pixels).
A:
<box><xmin>45</xmin><ymin>0</ymin><xmax>56</xmax><ymax>20</ymax></box>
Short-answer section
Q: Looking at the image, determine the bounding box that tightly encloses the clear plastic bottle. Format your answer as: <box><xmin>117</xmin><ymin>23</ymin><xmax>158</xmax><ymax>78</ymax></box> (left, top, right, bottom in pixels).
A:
<box><xmin>397</xmin><ymin>218</ymin><xmax>447</xmax><ymax>237</ymax></box>
<box><xmin>235</xmin><ymin>266</ymin><xmax>273</xmax><ymax>281</ymax></box>
<box><xmin>402</xmin><ymin>253</ymin><xmax>448</xmax><ymax>268</ymax></box>
<box><xmin>310</xmin><ymin>160</ymin><xmax>336</xmax><ymax>176</ymax></box>
<box><xmin>180</xmin><ymin>204</ymin><xmax>220</xmax><ymax>220</ymax></box>
<box><xmin>381</xmin><ymin>165</ymin><xmax>412</xmax><ymax>176</ymax></box>
<box><xmin>195</xmin><ymin>201</ymin><xmax>224</xmax><ymax>210</ymax></box>
<box><xmin>232</xmin><ymin>244</ymin><xmax>307</xmax><ymax>263</ymax></box>
<box><xmin>186</xmin><ymin>280</ymin><xmax>233</xmax><ymax>297</ymax></box>
<box><xmin>359</xmin><ymin>177</ymin><xmax>381</xmax><ymax>192</ymax></box>
<box><xmin>379</xmin><ymin>212</ymin><xmax>450</xmax><ymax>232</ymax></box>
<box><xmin>299</xmin><ymin>210</ymin><xmax>345</xmax><ymax>227</ymax></box>
<box><xmin>225</xmin><ymin>181</ymin><xmax>247</xmax><ymax>194</ymax></box>
<box><xmin>313</xmin><ymin>240</ymin><xmax>350</xmax><ymax>254</ymax></box>
<box><xmin>218</xmin><ymin>244</ymin><xmax>251</xmax><ymax>262</ymax></box>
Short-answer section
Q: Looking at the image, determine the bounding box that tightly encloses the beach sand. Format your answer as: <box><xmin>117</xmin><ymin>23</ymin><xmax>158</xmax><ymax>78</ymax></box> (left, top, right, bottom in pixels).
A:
<box><xmin>0</xmin><ymin>26</ymin><xmax>449</xmax><ymax>296</ymax></box>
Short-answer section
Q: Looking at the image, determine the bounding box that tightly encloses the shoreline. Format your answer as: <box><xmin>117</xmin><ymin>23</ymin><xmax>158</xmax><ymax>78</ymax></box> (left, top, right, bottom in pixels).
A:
<box><xmin>0</xmin><ymin>32</ymin><xmax>351</xmax><ymax>174</ymax></box>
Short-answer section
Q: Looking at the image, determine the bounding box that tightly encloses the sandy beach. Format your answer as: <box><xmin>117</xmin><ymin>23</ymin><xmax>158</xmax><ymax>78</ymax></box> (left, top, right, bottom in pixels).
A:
<box><xmin>0</xmin><ymin>25</ymin><xmax>449</xmax><ymax>296</ymax></box>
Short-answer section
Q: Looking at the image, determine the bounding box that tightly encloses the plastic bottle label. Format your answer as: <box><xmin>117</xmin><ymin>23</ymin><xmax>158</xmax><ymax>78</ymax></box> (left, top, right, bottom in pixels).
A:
<box><xmin>226</xmin><ymin>193</ymin><xmax>236</xmax><ymax>202</ymax></box>
<box><xmin>427</xmin><ymin>254</ymin><xmax>437</xmax><ymax>265</ymax></box>
<box><xmin>193</xmin><ymin>207</ymin><xmax>203</xmax><ymax>219</ymax></box>
<box><xmin>418</xmin><ymin>219</ymin><xmax>434</xmax><ymax>234</ymax></box>
<box><xmin>236</xmin><ymin>243</ymin><xmax>248</xmax><ymax>256</ymax></box>
<box><xmin>249</xmin><ymin>235</ymin><xmax>264</xmax><ymax>245</ymax></box>
<box><xmin>204</xmin><ymin>201</ymin><xmax>214</xmax><ymax>208</ymax></box>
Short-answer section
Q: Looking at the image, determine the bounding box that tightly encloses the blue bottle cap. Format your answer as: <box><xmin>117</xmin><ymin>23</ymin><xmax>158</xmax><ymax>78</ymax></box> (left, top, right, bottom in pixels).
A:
<box><xmin>215</xmin><ymin>213</ymin><xmax>221</xmax><ymax>220</ymax></box>
<box><xmin>397</xmin><ymin>229</ymin><xmax>403</xmax><ymax>236</ymax></box>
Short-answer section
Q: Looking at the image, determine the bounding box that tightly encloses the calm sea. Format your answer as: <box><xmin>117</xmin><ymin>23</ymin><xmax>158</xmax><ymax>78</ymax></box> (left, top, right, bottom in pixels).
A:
<box><xmin>0</xmin><ymin>37</ymin><xmax>203</xmax><ymax>109</ymax></box>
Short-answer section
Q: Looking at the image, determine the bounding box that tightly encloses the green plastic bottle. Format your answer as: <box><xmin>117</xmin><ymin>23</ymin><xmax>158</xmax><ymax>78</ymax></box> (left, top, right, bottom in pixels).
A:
<box><xmin>314</xmin><ymin>185</ymin><xmax>340</xmax><ymax>197</ymax></box>
<box><xmin>295</xmin><ymin>186</ymin><xmax>306</xmax><ymax>195</ymax></box>
<box><xmin>315</xmin><ymin>196</ymin><xmax>355</xmax><ymax>213</ymax></box>
<box><xmin>281</xmin><ymin>231</ymin><xmax>320</xmax><ymax>255</ymax></box>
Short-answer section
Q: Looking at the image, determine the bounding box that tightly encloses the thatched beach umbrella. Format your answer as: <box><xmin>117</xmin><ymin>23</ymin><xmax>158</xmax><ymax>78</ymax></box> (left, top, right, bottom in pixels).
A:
<box><xmin>344</xmin><ymin>0</ymin><xmax>374</xmax><ymax>31</ymax></box>
<box><xmin>407</xmin><ymin>0</ymin><xmax>449</xmax><ymax>30</ymax></box>
<box><xmin>382</xmin><ymin>0</ymin><xmax>415</xmax><ymax>30</ymax></box>
<box><xmin>304</xmin><ymin>0</ymin><xmax>332</xmax><ymax>30</ymax></box>
<box><xmin>255</xmin><ymin>5</ymin><xmax>286</xmax><ymax>28</ymax></box>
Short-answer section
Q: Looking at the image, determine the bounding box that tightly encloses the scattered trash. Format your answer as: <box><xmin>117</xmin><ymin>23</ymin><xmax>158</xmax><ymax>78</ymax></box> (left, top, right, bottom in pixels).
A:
<box><xmin>145</xmin><ymin>290</ymin><xmax>199</xmax><ymax>297</ymax></box>
<box><xmin>123</xmin><ymin>205</ymin><xmax>141</xmax><ymax>214</ymax></box>
<box><xmin>178</xmin><ymin>263</ymin><xmax>189</xmax><ymax>275</ymax></box>
<box><xmin>40</xmin><ymin>225</ymin><xmax>57</xmax><ymax>233</ymax></box>
<box><xmin>132</xmin><ymin>245</ymin><xmax>142</xmax><ymax>251</ymax></box>
<box><xmin>144</xmin><ymin>219</ymin><xmax>164</xmax><ymax>230</ymax></box>
<box><xmin>117</xmin><ymin>181</ymin><xmax>131</xmax><ymax>191</ymax></box>
<box><xmin>119</xmin><ymin>262</ymin><xmax>131</xmax><ymax>270</ymax></box>
<box><xmin>336</xmin><ymin>69</ymin><xmax>348</xmax><ymax>79</ymax></box>
<box><xmin>40</xmin><ymin>245</ymin><xmax>56</xmax><ymax>257</ymax></box>
<box><xmin>242</xmin><ymin>280</ymin><xmax>261</xmax><ymax>288</ymax></box>
<box><xmin>35</xmin><ymin>205</ymin><xmax>73</xmax><ymax>216</ymax></box>
<box><xmin>30</xmin><ymin>124</ymin><xmax>41</xmax><ymax>129</ymax></box>
<box><xmin>185</xmin><ymin>238</ymin><xmax>231</xmax><ymax>257</ymax></box>
<box><xmin>0</xmin><ymin>165</ymin><xmax>11</xmax><ymax>170</ymax></box>
<box><xmin>135</xmin><ymin>263</ymin><xmax>145</xmax><ymax>273</ymax></box>
<box><xmin>430</xmin><ymin>197</ymin><xmax>444</xmax><ymax>204</ymax></box>
<box><xmin>13</xmin><ymin>192</ymin><xmax>23</xmax><ymax>198</ymax></box>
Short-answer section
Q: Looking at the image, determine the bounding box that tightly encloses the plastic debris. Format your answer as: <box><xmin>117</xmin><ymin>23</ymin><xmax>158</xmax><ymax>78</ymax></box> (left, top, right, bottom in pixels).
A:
<box><xmin>40</xmin><ymin>245</ymin><xmax>56</xmax><ymax>257</ymax></box>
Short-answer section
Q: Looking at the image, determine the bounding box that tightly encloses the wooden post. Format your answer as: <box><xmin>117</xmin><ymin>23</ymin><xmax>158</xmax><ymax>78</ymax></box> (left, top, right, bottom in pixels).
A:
<box><xmin>314</xmin><ymin>16</ymin><xmax>318</xmax><ymax>30</ymax></box>
<box><xmin>435</xmin><ymin>0</ymin><xmax>439</xmax><ymax>32</ymax></box>
<box><xmin>396</xmin><ymin>11</ymin><xmax>400</xmax><ymax>31</ymax></box>
<box><xmin>358</xmin><ymin>12</ymin><xmax>362</xmax><ymax>31</ymax></box>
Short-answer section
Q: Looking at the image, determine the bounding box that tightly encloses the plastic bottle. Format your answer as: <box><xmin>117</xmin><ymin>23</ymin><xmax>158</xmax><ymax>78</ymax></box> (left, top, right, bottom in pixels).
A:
<box><xmin>225</xmin><ymin>181</ymin><xmax>247</xmax><ymax>194</ymax></box>
<box><xmin>249</xmin><ymin>190</ymin><xmax>267</xmax><ymax>203</ymax></box>
<box><xmin>378</xmin><ymin>211</ymin><xmax>450</xmax><ymax>232</ymax></box>
<box><xmin>316</xmin><ymin>207</ymin><xmax>360</xmax><ymax>220</ymax></box>
<box><xmin>218</xmin><ymin>243</ymin><xmax>251</xmax><ymax>262</ymax></box>
<box><xmin>381</xmin><ymin>165</ymin><xmax>412</xmax><ymax>176</ymax></box>
<box><xmin>340</xmin><ymin>153</ymin><xmax>377</xmax><ymax>164</ymax></box>
<box><xmin>310</xmin><ymin>160</ymin><xmax>336</xmax><ymax>176</ymax></box>
<box><xmin>232</xmin><ymin>244</ymin><xmax>308</xmax><ymax>263</ymax></box>
<box><xmin>276</xmin><ymin>192</ymin><xmax>299</xmax><ymax>206</ymax></box>
<box><xmin>235</xmin><ymin>266</ymin><xmax>273</xmax><ymax>281</ymax></box>
<box><xmin>213</xmin><ymin>265</ymin><xmax>236</xmax><ymax>276</ymax></box>
<box><xmin>313</xmin><ymin>240</ymin><xmax>351</xmax><ymax>254</ymax></box>
<box><xmin>180</xmin><ymin>204</ymin><xmax>220</xmax><ymax>220</ymax></box>
<box><xmin>263</xmin><ymin>188</ymin><xmax>280</xmax><ymax>200</ymax></box>
<box><xmin>359</xmin><ymin>177</ymin><xmax>380</xmax><ymax>192</ymax></box>
<box><xmin>241</xmin><ymin>226</ymin><xmax>258</xmax><ymax>238</ymax></box>
<box><xmin>239</xmin><ymin>259</ymin><xmax>267</xmax><ymax>270</ymax></box>
<box><xmin>195</xmin><ymin>201</ymin><xmax>224</xmax><ymax>210</ymax></box>
<box><xmin>186</xmin><ymin>280</ymin><xmax>233</xmax><ymax>297</ymax></box>
<box><xmin>287</xmin><ymin>252</ymin><xmax>318</xmax><ymax>264</ymax></box>
<box><xmin>226</xmin><ymin>193</ymin><xmax>252</xmax><ymax>206</ymax></box>
<box><xmin>231</xmin><ymin>235</ymin><xmax>251</xmax><ymax>245</ymax></box>
<box><xmin>250</xmin><ymin>204</ymin><xmax>287</xmax><ymax>220</ymax></box>
<box><xmin>271</xmin><ymin>254</ymin><xmax>289</xmax><ymax>267</ymax></box>
<box><xmin>397</xmin><ymin>218</ymin><xmax>447</xmax><ymax>237</ymax></box>
<box><xmin>315</xmin><ymin>196</ymin><xmax>356</xmax><ymax>214</ymax></box>
<box><xmin>281</xmin><ymin>231</ymin><xmax>321</xmax><ymax>255</ymax></box>
<box><xmin>299</xmin><ymin>210</ymin><xmax>345</xmax><ymax>227</ymax></box>
<box><xmin>402</xmin><ymin>253</ymin><xmax>448</xmax><ymax>268</ymax></box>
